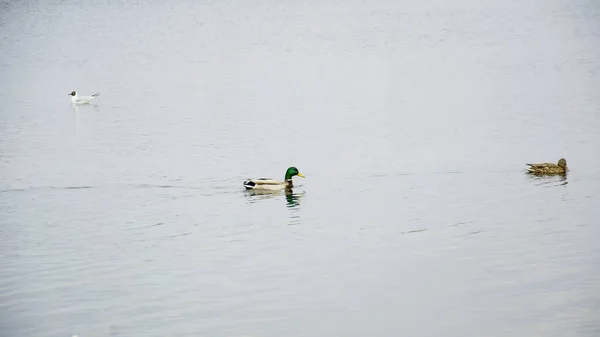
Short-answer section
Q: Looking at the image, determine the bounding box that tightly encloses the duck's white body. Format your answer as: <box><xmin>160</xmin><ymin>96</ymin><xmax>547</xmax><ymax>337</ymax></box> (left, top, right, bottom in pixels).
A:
<box><xmin>243</xmin><ymin>178</ymin><xmax>291</xmax><ymax>191</ymax></box>
<box><xmin>243</xmin><ymin>167</ymin><xmax>305</xmax><ymax>191</ymax></box>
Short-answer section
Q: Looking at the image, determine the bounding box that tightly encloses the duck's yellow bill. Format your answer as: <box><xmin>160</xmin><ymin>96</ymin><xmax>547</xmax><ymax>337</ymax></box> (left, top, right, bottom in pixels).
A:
<box><xmin>297</xmin><ymin>173</ymin><xmax>305</xmax><ymax>178</ymax></box>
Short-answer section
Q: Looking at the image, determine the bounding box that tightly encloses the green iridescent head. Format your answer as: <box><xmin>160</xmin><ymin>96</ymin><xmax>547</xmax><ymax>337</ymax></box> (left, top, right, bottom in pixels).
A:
<box><xmin>285</xmin><ymin>167</ymin><xmax>305</xmax><ymax>180</ymax></box>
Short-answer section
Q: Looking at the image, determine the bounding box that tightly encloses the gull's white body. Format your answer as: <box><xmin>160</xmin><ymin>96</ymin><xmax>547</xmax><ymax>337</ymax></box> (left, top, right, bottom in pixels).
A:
<box><xmin>69</xmin><ymin>91</ymin><xmax>99</xmax><ymax>105</ymax></box>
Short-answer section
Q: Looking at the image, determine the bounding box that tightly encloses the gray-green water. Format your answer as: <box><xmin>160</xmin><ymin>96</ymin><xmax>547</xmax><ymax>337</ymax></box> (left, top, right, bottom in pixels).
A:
<box><xmin>1</xmin><ymin>0</ymin><xmax>599</xmax><ymax>336</ymax></box>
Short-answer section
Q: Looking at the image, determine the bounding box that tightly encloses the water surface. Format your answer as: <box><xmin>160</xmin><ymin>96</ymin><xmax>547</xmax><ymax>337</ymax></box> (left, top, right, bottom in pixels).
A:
<box><xmin>1</xmin><ymin>0</ymin><xmax>600</xmax><ymax>336</ymax></box>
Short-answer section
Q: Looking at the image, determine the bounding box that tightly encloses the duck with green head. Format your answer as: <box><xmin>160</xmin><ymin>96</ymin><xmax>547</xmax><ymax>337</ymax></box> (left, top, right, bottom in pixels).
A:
<box><xmin>243</xmin><ymin>167</ymin><xmax>305</xmax><ymax>190</ymax></box>
<box><xmin>526</xmin><ymin>158</ymin><xmax>568</xmax><ymax>175</ymax></box>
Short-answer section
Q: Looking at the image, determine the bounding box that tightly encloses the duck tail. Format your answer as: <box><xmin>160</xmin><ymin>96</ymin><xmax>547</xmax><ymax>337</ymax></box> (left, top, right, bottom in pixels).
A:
<box><xmin>92</xmin><ymin>93</ymin><xmax>100</xmax><ymax>98</ymax></box>
<box><xmin>243</xmin><ymin>180</ymin><xmax>255</xmax><ymax>189</ymax></box>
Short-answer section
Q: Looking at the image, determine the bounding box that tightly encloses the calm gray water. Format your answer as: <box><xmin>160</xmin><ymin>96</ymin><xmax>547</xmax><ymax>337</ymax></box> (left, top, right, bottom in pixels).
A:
<box><xmin>1</xmin><ymin>0</ymin><xmax>600</xmax><ymax>336</ymax></box>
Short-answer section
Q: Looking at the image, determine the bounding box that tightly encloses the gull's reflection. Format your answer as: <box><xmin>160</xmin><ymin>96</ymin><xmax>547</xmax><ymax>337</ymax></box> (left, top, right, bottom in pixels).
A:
<box><xmin>71</xmin><ymin>103</ymin><xmax>98</xmax><ymax>112</ymax></box>
<box><xmin>73</xmin><ymin>105</ymin><xmax>80</xmax><ymax>144</ymax></box>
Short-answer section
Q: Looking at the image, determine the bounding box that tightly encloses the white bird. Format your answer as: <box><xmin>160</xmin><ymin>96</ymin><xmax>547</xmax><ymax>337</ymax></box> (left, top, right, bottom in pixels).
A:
<box><xmin>69</xmin><ymin>91</ymin><xmax>99</xmax><ymax>105</ymax></box>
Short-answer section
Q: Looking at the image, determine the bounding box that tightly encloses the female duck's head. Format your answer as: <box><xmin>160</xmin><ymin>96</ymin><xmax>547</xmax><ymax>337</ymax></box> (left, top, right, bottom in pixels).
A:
<box><xmin>285</xmin><ymin>167</ymin><xmax>305</xmax><ymax>181</ymax></box>
<box><xmin>558</xmin><ymin>158</ymin><xmax>567</xmax><ymax>168</ymax></box>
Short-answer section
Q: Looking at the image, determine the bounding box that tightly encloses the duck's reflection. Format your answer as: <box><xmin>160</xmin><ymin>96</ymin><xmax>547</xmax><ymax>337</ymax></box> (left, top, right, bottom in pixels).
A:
<box><xmin>245</xmin><ymin>188</ymin><xmax>305</xmax><ymax>224</ymax></box>
<box><xmin>526</xmin><ymin>172</ymin><xmax>568</xmax><ymax>187</ymax></box>
<box><xmin>285</xmin><ymin>189</ymin><xmax>302</xmax><ymax>208</ymax></box>
<box><xmin>246</xmin><ymin>188</ymin><xmax>304</xmax><ymax>207</ymax></box>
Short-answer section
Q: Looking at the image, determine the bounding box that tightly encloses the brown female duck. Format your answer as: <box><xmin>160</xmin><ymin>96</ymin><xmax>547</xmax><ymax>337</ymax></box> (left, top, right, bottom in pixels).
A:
<box><xmin>526</xmin><ymin>158</ymin><xmax>568</xmax><ymax>175</ymax></box>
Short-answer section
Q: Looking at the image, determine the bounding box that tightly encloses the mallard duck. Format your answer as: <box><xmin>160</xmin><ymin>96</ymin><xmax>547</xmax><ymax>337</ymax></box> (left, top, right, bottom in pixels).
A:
<box><xmin>243</xmin><ymin>167</ymin><xmax>305</xmax><ymax>190</ymax></box>
<box><xmin>526</xmin><ymin>158</ymin><xmax>568</xmax><ymax>175</ymax></box>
